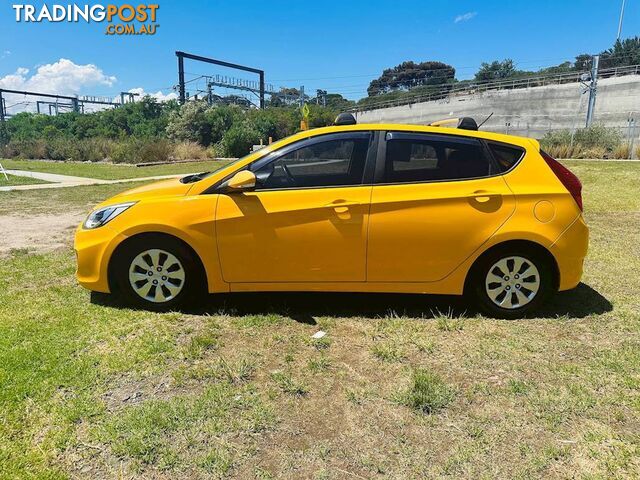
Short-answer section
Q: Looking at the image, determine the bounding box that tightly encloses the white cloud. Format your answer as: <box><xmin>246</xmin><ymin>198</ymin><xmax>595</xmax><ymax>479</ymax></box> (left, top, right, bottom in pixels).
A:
<box><xmin>1</xmin><ymin>50</ymin><xmax>10</xmax><ymax>59</ymax></box>
<box><xmin>454</xmin><ymin>11</ymin><xmax>477</xmax><ymax>23</ymax></box>
<box><xmin>0</xmin><ymin>58</ymin><xmax>116</xmax><ymax>95</ymax></box>
<box><xmin>0</xmin><ymin>59</ymin><xmax>176</xmax><ymax>116</ymax></box>
<box><xmin>0</xmin><ymin>59</ymin><xmax>117</xmax><ymax>114</ymax></box>
<box><xmin>126</xmin><ymin>87</ymin><xmax>178</xmax><ymax>103</ymax></box>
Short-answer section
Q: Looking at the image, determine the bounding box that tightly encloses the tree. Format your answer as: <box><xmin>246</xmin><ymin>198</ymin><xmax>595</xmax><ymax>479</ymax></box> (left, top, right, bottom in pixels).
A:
<box><xmin>538</xmin><ymin>61</ymin><xmax>574</xmax><ymax>75</ymax></box>
<box><xmin>600</xmin><ymin>36</ymin><xmax>640</xmax><ymax>68</ymax></box>
<box><xmin>323</xmin><ymin>93</ymin><xmax>355</xmax><ymax>111</ymax></box>
<box><xmin>474</xmin><ymin>59</ymin><xmax>519</xmax><ymax>82</ymax></box>
<box><xmin>574</xmin><ymin>54</ymin><xmax>593</xmax><ymax>72</ymax></box>
<box><xmin>367</xmin><ymin>61</ymin><xmax>455</xmax><ymax>96</ymax></box>
<box><xmin>165</xmin><ymin>101</ymin><xmax>212</xmax><ymax>145</ymax></box>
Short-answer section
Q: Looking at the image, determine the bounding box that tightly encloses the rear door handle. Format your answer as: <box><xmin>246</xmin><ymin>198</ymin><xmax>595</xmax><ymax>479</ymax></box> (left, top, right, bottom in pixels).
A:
<box><xmin>324</xmin><ymin>200</ymin><xmax>360</xmax><ymax>213</ymax></box>
<box><xmin>468</xmin><ymin>190</ymin><xmax>501</xmax><ymax>203</ymax></box>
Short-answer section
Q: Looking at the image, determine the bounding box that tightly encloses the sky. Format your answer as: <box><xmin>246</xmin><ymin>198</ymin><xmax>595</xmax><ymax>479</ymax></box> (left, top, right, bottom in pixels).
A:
<box><xmin>0</xmin><ymin>0</ymin><xmax>638</xmax><ymax>109</ymax></box>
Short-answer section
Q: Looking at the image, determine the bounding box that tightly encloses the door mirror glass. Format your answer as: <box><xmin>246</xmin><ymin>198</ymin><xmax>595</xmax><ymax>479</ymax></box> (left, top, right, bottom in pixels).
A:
<box><xmin>226</xmin><ymin>170</ymin><xmax>256</xmax><ymax>191</ymax></box>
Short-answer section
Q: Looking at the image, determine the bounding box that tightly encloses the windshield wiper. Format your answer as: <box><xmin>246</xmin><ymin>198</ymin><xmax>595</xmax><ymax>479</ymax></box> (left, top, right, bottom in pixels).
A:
<box><xmin>180</xmin><ymin>172</ymin><xmax>211</xmax><ymax>184</ymax></box>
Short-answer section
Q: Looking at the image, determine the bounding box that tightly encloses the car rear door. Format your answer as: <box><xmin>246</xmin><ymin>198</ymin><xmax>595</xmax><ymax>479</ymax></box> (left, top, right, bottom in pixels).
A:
<box><xmin>367</xmin><ymin>131</ymin><xmax>515</xmax><ymax>282</ymax></box>
<box><xmin>215</xmin><ymin>131</ymin><xmax>376</xmax><ymax>283</ymax></box>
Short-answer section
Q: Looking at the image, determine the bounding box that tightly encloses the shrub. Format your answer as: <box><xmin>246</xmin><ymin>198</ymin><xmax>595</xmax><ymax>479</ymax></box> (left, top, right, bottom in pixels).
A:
<box><xmin>110</xmin><ymin>138</ymin><xmax>172</xmax><ymax>164</ymax></box>
<box><xmin>541</xmin><ymin>125</ymin><xmax>622</xmax><ymax>159</ymax></box>
<box><xmin>220</xmin><ymin>123</ymin><xmax>260</xmax><ymax>157</ymax></box>
<box><xmin>636</xmin><ymin>144</ymin><xmax>640</xmax><ymax>159</ymax></box>
<box><xmin>206</xmin><ymin>105</ymin><xmax>243</xmax><ymax>144</ymax></box>
<box><xmin>172</xmin><ymin>141</ymin><xmax>209</xmax><ymax>160</ymax></box>
<box><xmin>2</xmin><ymin>139</ymin><xmax>48</xmax><ymax>159</ymax></box>
<box><xmin>166</xmin><ymin>101</ymin><xmax>212</xmax><ymax>145</ymax></box>
<box><xmin>580</xmin><ymin>146</ymin><xmax>607</xmax><ymax>159</ymax></box>
<box><xmin>45</xmin><ymin>137</ymin><xmax>80</xmax><ymax>160</ymax></box>
<box><xmin>545</xmin><ymin>143</ymin><xmax>584</xmax><ymax>159</ymax></box>
<box><xmin>398</xmin><ymin>368</ymin><xmax>455</xmax><ymax>414</ymax></box>
<box><xmin>612</xmin><ymin>143</ymin><xmax>631</xmax><ymax>159</ymax></box>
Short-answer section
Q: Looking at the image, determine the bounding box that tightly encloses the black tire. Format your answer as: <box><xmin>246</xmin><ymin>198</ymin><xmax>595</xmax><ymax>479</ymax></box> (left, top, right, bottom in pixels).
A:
<box><xmin>111</xmin><ymin>234</ymin><xmax>205</xmax><ymax>311</ymax></box>
<box><xmin>466</xmin><ymin>246</ymin><xmax>555</xmax><ymax>319</ymax></box>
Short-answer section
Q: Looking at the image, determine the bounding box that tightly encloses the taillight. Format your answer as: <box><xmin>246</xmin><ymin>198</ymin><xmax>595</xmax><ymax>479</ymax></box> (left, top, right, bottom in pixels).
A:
<box><xmin>540</xmin><ymin>150</ymin><xmax>583</xmax><ymax>211</ymax></box>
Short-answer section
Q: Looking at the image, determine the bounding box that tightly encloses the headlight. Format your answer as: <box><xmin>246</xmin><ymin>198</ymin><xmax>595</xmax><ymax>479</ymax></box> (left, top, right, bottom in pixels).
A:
<box><xmin>83</xmin><ymin>202</ymin><xmax>136</xmax><ymax>229</ymax></box>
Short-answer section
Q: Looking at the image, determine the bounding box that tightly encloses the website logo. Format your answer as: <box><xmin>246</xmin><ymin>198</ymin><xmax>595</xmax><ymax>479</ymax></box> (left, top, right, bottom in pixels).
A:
<box><xmin>12</xmin><ymin>3</ymin><xmax>160</xmax><ymax>36</ymax></box>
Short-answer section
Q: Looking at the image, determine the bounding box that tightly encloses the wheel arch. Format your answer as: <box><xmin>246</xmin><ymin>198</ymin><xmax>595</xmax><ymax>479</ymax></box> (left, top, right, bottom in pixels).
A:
<box><xmin>463</xmin><ymin>239</ymin><xmax>560</xmax><ymax>294</ymax></box>
<box><xmin>107</xmin><ymin>231</ymin><xmax>208</xmax><ymax>294</ymax></box>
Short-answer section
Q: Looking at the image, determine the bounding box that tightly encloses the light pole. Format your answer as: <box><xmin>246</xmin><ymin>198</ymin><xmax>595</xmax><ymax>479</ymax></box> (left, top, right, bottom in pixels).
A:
<box><xmin>617</xmin><ymin>0</ymin><xmax>626</xmax><ymax>41</ymax></box>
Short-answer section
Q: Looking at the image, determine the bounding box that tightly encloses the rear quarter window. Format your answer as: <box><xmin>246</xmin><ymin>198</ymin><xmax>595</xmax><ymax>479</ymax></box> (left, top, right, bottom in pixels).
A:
<box><xmin>488</xmin><ymin>142</ymin><xmax>525</xmax><ymax>172</ymax></box>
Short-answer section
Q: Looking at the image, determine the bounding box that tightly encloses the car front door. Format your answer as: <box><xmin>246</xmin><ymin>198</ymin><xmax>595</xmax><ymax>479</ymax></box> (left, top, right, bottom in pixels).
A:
<box><xmin>367</xmin><ymin>131</ymin><xmax>516</xmax><ymax>282</ymax></box>
<box><xmin>216</xmin><ymin>132</ymin><xmax>376</xmax><ymax>283</ymax></box>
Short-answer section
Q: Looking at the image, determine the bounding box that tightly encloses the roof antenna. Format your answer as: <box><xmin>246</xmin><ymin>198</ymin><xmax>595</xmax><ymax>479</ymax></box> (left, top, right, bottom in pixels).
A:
<box><xmin>477</xmin><ymin>112</ymin><xmax>493</xmax><ymax>129</ymax></box>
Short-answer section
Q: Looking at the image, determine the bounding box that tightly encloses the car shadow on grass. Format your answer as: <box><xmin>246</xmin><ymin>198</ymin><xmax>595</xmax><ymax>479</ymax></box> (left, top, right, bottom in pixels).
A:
<box><xmin>91</xmin><ymin>282</ymin><xmax>612</xmax><ymax>322</ymax></box>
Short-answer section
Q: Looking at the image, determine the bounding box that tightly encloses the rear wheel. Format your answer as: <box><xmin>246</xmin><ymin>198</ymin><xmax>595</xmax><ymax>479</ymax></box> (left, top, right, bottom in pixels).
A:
<box><xmin>468</xmin><ymin>247</ymin><xmax>554</xmax><ymax>319</ymax></box>
<box><xmin>112</xmin><ymin>236</ymin><xmax>204</xmax><ymax>311</ymax></box>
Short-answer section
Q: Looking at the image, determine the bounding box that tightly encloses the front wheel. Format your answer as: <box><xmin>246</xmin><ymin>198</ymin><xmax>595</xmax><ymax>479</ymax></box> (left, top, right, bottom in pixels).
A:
<box><xmin>112</xmin><ymin>236</ymin><xmax>204</xmax><ymax>311</ymax></box>
<box><xmin>468</xmin><ymin>248</ymin><xmax>555</xmax><ymax>319</ymax></box>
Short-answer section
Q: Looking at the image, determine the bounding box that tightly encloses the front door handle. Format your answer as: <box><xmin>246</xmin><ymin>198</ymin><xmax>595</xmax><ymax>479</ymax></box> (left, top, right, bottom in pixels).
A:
<box><xmin>468</xmin><ymin>190</ymin><xmax>501</xmax><ymax>203</ymax></box>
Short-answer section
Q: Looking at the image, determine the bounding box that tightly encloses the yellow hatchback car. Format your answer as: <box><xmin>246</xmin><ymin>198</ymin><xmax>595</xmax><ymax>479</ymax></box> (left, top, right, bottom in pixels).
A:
<box><xmin>75</xmin><ymin>117</ymin><xmax>588</xmax><ymax>318</ymax></box>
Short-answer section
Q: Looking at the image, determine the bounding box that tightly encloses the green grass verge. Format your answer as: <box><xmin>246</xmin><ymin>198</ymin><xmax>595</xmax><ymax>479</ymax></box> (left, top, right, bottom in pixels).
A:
<box><xmin>0</xmin><ymin>158</ymin><xmax>231</xmax><ymax>181</ymax></box>
<box><xmin>0</xmin><ymin>173</ymin><xmax>50</xmax><ymax>186</ymax></box>
<box><xmin>0</xmin><ymin>161</ymin><xmax>638</xmax><ymax>478</ymax></box>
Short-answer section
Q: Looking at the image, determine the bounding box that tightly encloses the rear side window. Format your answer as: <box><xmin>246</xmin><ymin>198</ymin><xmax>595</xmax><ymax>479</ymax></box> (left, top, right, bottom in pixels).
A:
<box><xmin>384</xmin><ymin>134</ymin><xmax>493</xmax><ymax>183</ymax></box>
<box><xmin>488</xmin><ymin>142</ymin><xmax>525</xmax><ymax>172</ymax></box>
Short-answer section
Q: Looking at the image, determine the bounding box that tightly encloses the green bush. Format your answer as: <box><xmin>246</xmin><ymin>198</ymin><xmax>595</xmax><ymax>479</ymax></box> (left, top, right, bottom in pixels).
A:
<box><xmin>220</xmin><ymin>123</ymin><xmax>260</xmax><ymax>157</ymax></box>
<box><xmin>76</xmin><ymin>138</ymin><xmax>115</xmax><ymax>162</ymax></box>
<box><xmin>165</xmin><ymin>101</ymin><xmax>212</xmax><ymax>145</ymax></box>
<box><xmin>540</xmin><ymin>125</ymin><xmax>622</xmax><ymax>158</ymax></box>
<box><xmin>110</xmin><ymin>138</ymin><xmax>172</xmax><ymax>164</ymax></box>
<box><xmin>45</xmin><ymin>137</ymin><xmax>80</xmax><ymax>161</ymax></box>
<box><xmin>1</xmin><ymin>139</ymin><xmax>48</xmax><ymax>159</ymax></box>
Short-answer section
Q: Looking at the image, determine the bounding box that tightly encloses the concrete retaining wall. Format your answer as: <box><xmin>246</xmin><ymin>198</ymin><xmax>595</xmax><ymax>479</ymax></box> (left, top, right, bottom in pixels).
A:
<box><xmin>355</xmin><ymin>75</ymin><xmax>640</xmax><ymax>141</ymax></box>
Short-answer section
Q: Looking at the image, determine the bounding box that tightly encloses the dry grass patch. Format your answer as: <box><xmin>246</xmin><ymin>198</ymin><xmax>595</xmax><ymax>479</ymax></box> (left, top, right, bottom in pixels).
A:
<box><xmin>0</xmin><ymin>161</ymin><xmax>638</xmax><ymax>478</ymax></box>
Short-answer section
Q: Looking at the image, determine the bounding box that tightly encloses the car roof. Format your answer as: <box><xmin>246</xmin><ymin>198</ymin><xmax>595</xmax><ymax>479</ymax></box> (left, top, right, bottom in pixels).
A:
<box><xmin>298</xmin><ymin>123</ymin><xmax>539</xmax><ymax>150</ymax></box>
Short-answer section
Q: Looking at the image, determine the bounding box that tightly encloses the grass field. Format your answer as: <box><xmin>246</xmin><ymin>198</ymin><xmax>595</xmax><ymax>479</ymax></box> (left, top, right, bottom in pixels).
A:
<box><xmin>0</xmin><ymin>161</ymin><xmax>638</xmax><ymax>478</ymax></box>
<box><xmin>0</xmin><ymin>181</ymin><xmax>150</xmax><ymax>216</ymax></box>
<box><xmin>0</xmin><ymin>158</ymin><xmax>230</xmax><ymax>180</ymax></box>
<box><xmin>0</xmin><ymin>173</ymin><xmax>50</xmax><ymax>186</ymax></box>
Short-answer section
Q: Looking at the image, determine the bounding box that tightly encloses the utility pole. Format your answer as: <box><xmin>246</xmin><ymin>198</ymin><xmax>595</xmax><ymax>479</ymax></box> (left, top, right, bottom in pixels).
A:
<box><xmin>299</xmin><ymin>86</ymin><xmax>305</xmax><ymax>107</ymax></box>
<box><xmin>617</xmin><ymin>0</ymin><xmax>626</xmax><ymax>41</ymax></box>
<box><xmin>585</xmin><ymin>55</ymin><xmax>600</xmax><ymax>127</ymax></box>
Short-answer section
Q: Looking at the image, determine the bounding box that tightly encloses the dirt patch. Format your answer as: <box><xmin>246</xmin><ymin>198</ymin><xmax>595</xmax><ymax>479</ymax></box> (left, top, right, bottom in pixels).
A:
<box><xmin>0</xmin><ymin>211</ymin><xmax>85</xmax><ymax>255</ymax></box>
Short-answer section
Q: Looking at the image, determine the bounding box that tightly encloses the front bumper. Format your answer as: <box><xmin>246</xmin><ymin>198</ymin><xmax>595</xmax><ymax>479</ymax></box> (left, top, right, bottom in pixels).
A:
<box><xmin>550</xmin><ymin>214</ymin><xmax>589</xmax><ymax>291</ymax></box>
<box><xmin>74</xmin><ymin>223</ymin><xmax>126</xmax><ymax>293</ymax></box>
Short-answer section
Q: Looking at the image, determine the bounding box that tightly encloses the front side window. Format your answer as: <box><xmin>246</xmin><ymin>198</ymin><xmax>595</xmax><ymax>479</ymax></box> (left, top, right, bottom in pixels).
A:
<box><xmin>384</xmin><ymin>134</ymin><xmax>493</xmax><ymax>183</ymax></box>
<box><xmin>254</xmin><ymin>136</ymin><xmax>369</xmax><ymax>189</ymax></box>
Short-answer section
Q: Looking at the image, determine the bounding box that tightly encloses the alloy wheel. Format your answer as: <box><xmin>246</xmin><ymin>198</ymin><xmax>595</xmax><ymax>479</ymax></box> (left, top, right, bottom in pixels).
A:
<box><xmin>484</xmin><ymin>256</ymin><xmax>540</xmax><ymax>309</ymax></box>
<box><xmin>128</xmin><ymin>249</ymin><xmax>186</xmax><ymax>303</ymax></box>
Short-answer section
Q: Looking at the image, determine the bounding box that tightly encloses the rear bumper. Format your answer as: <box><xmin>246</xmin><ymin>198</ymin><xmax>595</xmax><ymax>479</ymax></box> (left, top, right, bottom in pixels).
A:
<box><xmin>550</xmin><ymin>214</ymin><xmax>589</xmax><ymax>291</ymax></box>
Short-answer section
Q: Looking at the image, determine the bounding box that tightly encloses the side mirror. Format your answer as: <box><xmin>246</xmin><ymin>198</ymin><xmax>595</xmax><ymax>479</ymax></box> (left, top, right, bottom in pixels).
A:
<box><xmin>225</xmin><ymin>170</ymin><xmax>256</xmax><ymax>192</ymax></box>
